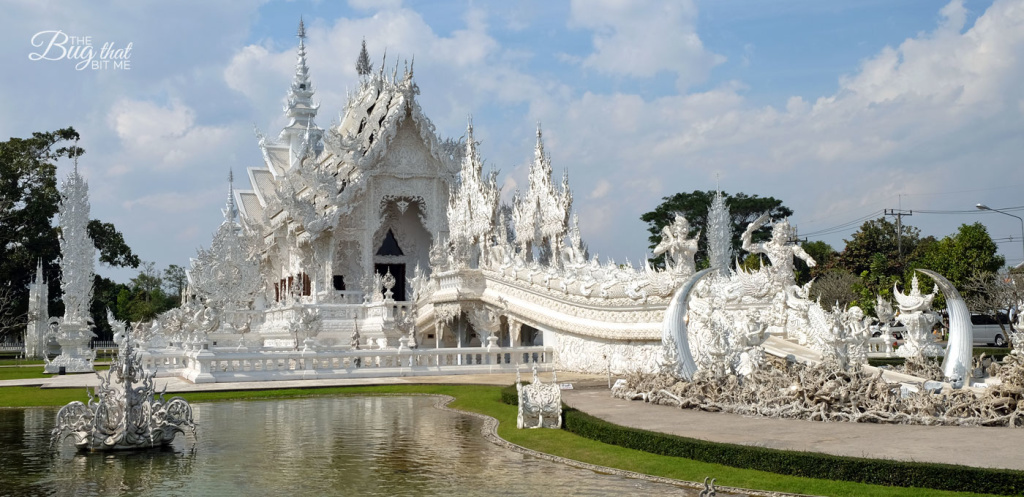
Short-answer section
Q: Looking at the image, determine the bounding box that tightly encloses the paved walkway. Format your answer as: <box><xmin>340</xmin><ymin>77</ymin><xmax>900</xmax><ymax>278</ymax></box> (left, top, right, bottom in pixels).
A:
<box><xmin>4</xmin><ymin>368</ymin><xmax>1023</xmax><ymax>471</ymax></box>
<box><xmin>562</xmin><ymin>387</ymin><xmax>1024</xmax><ymax>471</ymax></box>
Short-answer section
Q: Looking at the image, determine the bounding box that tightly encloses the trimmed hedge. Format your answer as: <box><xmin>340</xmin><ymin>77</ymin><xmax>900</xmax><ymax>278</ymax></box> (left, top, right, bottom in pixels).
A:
<box><xmin>500</xmin><ymin>385</ymin><xmax>1024</xmax><ymax>495</ymax></box>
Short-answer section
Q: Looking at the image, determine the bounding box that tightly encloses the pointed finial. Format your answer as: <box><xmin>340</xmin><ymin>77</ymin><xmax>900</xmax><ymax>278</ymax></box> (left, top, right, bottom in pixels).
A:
<box><xmin>298</xmin><ymin>17</ymin><xmax>306</xmax><ymax>40</ymax></box>
<box><xmin>223</xmin><ymin>168</ymin><xmax>237</xmax><ymax>224</ymax></box>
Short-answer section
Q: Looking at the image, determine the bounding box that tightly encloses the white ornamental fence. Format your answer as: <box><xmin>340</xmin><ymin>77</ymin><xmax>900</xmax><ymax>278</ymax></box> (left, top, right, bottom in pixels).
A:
<box><xmin>141</xmin><ymin>345</ymin><xmax>554</xmax><ymax>383</ymax></box>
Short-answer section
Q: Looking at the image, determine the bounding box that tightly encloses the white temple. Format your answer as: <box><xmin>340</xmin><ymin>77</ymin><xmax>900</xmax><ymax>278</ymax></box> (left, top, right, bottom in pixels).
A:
<box><xmin>123</xmin><ymin>22</ymin><xmax>969</xmax><ymax>388</ymax></box>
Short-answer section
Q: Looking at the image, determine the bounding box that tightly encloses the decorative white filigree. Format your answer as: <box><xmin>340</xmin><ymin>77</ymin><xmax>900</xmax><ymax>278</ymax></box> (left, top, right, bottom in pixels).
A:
<box><xmin>894</xmin><ymin>275</ymin><xmax>943</xmax><ymax>359</ymax></box>
<box><xmin>512</xmin><ymin>125</ymin><xmax>572</xmax><ymax>266</ymax></box>
<box><xmin>190</xmin><ymin>199</ymin><xmax>264</xmax><ymax>312</ymax></box>
<box><xmin>707</xmin><ymin>189</ymin><xmax>731</xmax><ymax>275</ymax></box>
<box><xmin>51</xmin><ymin>323</ymin><xmax>195</xmax><ymax>451</ymax></box>
<box><xmin>516</xmin><ymin>365</ymin><xmax>562</xmax><ymax>429</ymax></box>
<box><xmin>447</xmin><ymin>120</ymin><xmax>499</xmax><ymax>268</ymax></box>
<box><xmin>45</xmin><ymin>164</ymin><xmax>96</xmax><ymax>373</ymax></box>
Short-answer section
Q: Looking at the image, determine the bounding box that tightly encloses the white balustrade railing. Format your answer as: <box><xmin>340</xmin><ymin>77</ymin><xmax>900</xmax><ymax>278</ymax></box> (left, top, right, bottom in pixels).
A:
<box><xmin>866</xmin><ymin>336</ymin><xmax>898</xmax><ymax>357</ymax></box>
<box><xmin>145</xmin><ymin>345</ymin><xmax>554</xmax><ymax>383</ymax></box>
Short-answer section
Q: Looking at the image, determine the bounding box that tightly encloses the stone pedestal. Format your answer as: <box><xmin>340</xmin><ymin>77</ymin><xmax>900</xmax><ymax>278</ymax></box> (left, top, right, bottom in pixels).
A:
<box><xmin>43</xmin><ymin>323</ymin><xmax>95</xmax><ymax>373</ymax></box>
<box><xmin>184</xmin><ymin>341</ymin><xmax>216</xmax><ymax>383</ymax></box>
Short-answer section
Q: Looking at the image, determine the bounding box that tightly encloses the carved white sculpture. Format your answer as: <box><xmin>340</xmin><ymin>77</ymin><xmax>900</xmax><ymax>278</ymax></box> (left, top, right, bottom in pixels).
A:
<box><xmin>918</xmin><ymin>269</ymin><xmax>972</xmax><ymax>387</ymax></box>
<box><xmin>45</xmin><ymin>163</ymin><xmax>96</xmax><ymax>373</ymax></box>
<box><xmin>653</xmin><ymin>214</ymin><xmax>698</xmax><ymax>278</ymax></box>
<box><xmin>190</xmin><ymin>175</ymin><xmax>263</xmax><ymax>312</ymax></box>
<box><xmin>741</xmin><ymin>214</ymin><xmax>815</xmax><ymax>290</ymax></box>
<box><xmin>894</xmin><ymin>275</ymin><xmax>943</xmax><ymax>359</ymax></box>
<box><xmin>706</xmin><ymin>189</ymin><xmax>731</xmax><ymax>276</ymax></box>
<box><xmin>661</xmin><ymin>268</ymin><xmax>716</xmax><ymax>380</ymax></box>
<box><xmin>24</xmin><ymin>260</ymin><xmax>50</xmax><ymax>359</ymax></box>
<box><xmin>512</xmin><ymin>125</ymin><xmax>572</xmax><ymax>266</ymax></box>
<box><xmin>448</xmin><ymin>120</ymin><xmax>500</xmax><ymax>268</ymax></box>
<box><xmin>516</xmin><ymin>365</ymin><xmax>561</xmax><ymax>429</ymax></box>
<box><xmin>51</xmin><ymin>316</ymin><xmax>195</xmax><ymax>450</ymax></box>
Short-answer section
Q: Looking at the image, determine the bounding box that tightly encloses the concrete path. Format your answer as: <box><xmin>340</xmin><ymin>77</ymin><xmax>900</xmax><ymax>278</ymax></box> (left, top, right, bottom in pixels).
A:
<box><xmin>562</xmin><ymin>387</ymin><xmax>1024</xmax><ymax>471</ymax></box>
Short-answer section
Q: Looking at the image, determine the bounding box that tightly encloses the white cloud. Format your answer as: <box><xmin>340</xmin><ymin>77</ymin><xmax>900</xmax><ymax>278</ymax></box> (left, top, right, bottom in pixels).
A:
<box><xmin>590</xmin><ymin>179</ymin><xmax>611</xmax><ymax>199</ymax></box>
<box><xmin>532</xmin><ymin>0</ymin><xmax>1024</xmax><ymax>261</ymax></box>
<box><xmin>568</xmin><ymin>0</ymin><xmax>724</xmax><ymax>90</ymax></box>
<box><xmin>107</xmin><ymin>98</ymin><xmax>240</xmax><ymax>173</ymax></box>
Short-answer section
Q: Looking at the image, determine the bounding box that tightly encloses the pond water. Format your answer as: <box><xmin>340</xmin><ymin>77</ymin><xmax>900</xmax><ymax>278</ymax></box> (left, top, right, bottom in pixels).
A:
<box><xmin>0</xmin><ymin>396</ymin><xmax>707</xmax><ymax>496</ymax></box>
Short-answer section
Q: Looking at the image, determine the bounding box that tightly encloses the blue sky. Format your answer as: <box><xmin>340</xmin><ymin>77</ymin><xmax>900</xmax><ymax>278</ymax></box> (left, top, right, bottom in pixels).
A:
<box><xmin>2</xmin><ymin>0</ymin><xmax>1023</xmax><ymax>282</ymax></box>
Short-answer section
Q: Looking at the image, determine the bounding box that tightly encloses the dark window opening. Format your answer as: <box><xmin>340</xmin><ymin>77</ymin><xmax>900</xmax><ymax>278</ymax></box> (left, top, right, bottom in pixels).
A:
<box><xmin>376</xmin><ymin>229</ymin><xmax>404</xmax><ymax>256</ymax></box>
<box><xmin>333</xmin><ymin>275</ymin><xmax>346</xmax><ymax>291</ymax></box>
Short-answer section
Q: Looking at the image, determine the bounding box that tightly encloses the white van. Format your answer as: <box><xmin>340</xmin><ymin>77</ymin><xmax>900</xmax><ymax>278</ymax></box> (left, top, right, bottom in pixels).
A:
<box><xmin>971</xmin><ymin>314</ymin><xmax>1011</xmax><ymax>347</ymax></box>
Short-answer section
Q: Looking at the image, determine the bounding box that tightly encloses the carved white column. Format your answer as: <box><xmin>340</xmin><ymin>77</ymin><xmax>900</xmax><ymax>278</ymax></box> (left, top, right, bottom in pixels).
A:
<box><xmin>508</xmin><ymin>318</ymin><xmax>523</xmax><ymax>347</ymax></box>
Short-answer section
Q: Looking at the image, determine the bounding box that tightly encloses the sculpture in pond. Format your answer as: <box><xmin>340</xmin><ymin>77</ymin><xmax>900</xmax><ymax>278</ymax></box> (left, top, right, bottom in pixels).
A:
<box><xmin>516</xmin><ymin>365</ymin><xmax>562</xmax><ymax>429</ymax></box>
<box><xmin>51</xmin><ymin>312</ymin><xmax>195</xmax><ymax>451</ymax></box>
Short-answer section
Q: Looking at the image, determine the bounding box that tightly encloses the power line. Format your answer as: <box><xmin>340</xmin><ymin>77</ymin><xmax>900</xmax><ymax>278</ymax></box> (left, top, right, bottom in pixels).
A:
<box><xmin>800</xmin><ymin>209</ymin><xmax>885</xmax><ymax>238</ymax></box>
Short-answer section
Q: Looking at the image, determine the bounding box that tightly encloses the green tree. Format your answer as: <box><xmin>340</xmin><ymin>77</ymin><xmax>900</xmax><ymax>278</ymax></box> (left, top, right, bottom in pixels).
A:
<box><xmin>796</xmin><ymin>240</ymin><xmax>836</xmax><ymax>285</ymax></box>
<box><xmin>163</xmin><ymin>264</ymin><xmax>187</xmax><ymax>298</ymax></box>
<box><xmin>912</xmin><ymin>222</ymin><xmax>1005</xmax><ymax>298</ymax></box>
<box><xmin>0</xmin><ymin>127</ymin><xmax>81</xmax><ymax>320</ymax></box>
<box><xmin>115</xmin><ymin>262</ymin><xmax>178</xmax><ymax>323</ymax></box>
<box><xmin>836</xmin><ymin>217</ymin><xmax>921</xmax><ymax>277</ymax></box>
<box><xmin>641</xmin><ymin>190</ymin><xmax>793</xmax><ymax>269</ymax></box>
<box><xmin>90</xmin><ymin>275</ymin><xmax>130</xmax><ymax>341</ymax></box>
<box><xmin>0</xmin><ymin>128</ymin><xmax>140</xmax><ymax>337</ymax></box>
<box><xmin>88</xmin><ymin>220</ymin><xmax>140</xmax><ymax>268</ymax></box>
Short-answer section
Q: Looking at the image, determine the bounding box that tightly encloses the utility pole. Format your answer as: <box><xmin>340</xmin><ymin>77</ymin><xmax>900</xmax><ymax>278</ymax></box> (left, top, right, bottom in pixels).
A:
<box><xmin>884</xmin><ymin>208</ymin><xmax>913</xmax><ymax>260</ymax></box>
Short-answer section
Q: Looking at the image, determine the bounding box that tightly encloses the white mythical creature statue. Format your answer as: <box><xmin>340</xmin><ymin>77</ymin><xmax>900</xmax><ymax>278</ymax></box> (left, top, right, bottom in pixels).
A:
<box><xmin>741</xmin><ymin>214</ymin><xmax>816</xmax><ymax>290</ymax></box>
<box><xmin>894</xmin><ymin>275</ymin><xmax>943</xmax><ymax>359</ymax></box>
<box><xmin>841</xmin><ymin>306</ymin><xmax>874</xmax><ymax>366</ymax></box>
<box><xmin>807</xmin><ymin>301</ymin><xmax>857</xmax><ymax>371</ymax></box>
<box><xmin>653</xmin><ymin>213</ymin><xmax>699</xmax><ymax>278</ymax></box>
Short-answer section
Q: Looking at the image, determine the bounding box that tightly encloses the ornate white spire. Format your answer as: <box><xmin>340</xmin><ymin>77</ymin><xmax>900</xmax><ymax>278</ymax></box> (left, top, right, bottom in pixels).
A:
<box><xmin>707</xmin><ymin>188</ymin><xmax>732</xmax><ymax>275</ymax></box>
<box><xmin>57</xmin><ymin>161</ymin><xmax>95</xmax><ymax>326</ymax></box>
<box><xmin>222</xmin><ymin>168</ymin><xmax>237</xmax><ymax>225</ymax></box>
<box><xmin>448</xmin><ymin>117</ymin><xmax>500</xmax><ymax>261</ymax></box>
<box><xmin>285</xmin><ymin>18</ymin><xmax>318</xmax><ymax>132</ymax></box>
<box><xmin>512</xmin><ymin>122</ymin><xmax>573</xmax><ymax>263</ymax></box>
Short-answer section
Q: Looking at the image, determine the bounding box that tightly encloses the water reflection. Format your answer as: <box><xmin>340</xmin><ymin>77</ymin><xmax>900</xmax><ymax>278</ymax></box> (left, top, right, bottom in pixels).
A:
<box><xmin>1</xmin><ymin>396</ymin><xmax>708</xmax><ymax>496</ymax></box>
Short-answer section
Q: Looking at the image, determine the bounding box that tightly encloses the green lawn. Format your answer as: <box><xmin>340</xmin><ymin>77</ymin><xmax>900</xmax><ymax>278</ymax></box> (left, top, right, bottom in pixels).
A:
<box><xmin>0</xmin><ymin>358</ymin><xmax>46</xmax><ymax>366</ymax></box>
<box><xmin>0</xmin><ymin>383</ymin><xmax>1002</xmax><ymax>497</ymax></box>
<box><xmin>0</xmin><ymin>364</ymin><xmax>109</xmax><ymax>381</ymax></box>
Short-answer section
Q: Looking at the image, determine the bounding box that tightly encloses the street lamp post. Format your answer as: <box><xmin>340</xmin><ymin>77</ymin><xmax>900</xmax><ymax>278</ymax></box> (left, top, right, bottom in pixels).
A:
<box><xmin>977</xmin><ymin>204</ymin><xmax>1024</xmax><ymax>269</ymax></box>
